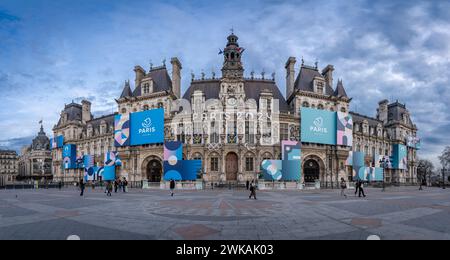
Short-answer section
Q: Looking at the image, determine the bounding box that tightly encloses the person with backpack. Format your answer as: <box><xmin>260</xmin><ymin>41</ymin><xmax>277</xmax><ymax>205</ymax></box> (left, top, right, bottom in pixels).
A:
<box><xmin>170</xmin><ymin>179</ymin><xmax>176</xmax><ymax>197</ymax></box>
<box><xmin>340</xmin><ymin>178</ymin><xmax>347</xmax><ymax>198</ymax></box>
<box><xmin>358</xmin><ymin>180</ymin><xmax>366</xmax><ymax>198</ymax></box>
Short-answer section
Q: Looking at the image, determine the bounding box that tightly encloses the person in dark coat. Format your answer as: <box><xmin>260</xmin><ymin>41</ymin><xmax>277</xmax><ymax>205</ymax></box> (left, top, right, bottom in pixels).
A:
<box><xmin>106</xmin><ymin>181</ymin><xmax>113</xmax><ymax>197</ymax></box>
<box><xmin>114</xmin><ymin>178</ymin><xmax>119</xmax><ymax>193</ymax></box>
<box><xmin>358</xmin><ymin>181</ymin><xmax>366</xmax><ymax>198</ymax></box>
<box><xmin>79</xmin><ymin>179</ymin><xmax>85</xmax><ymax>197</ymax></box>
<box><xmin>122</xmin><ymin>177</ymin><xmax>128</xmax><ymax>193</ymax></box>
<box><xmin>354</xmin><ymin>180</ymin><xmax>360</xmax><ymax>196</ymax></box>
<box><xmin>246</xmin><ymin>180</ymin><xmax>250</xmax><ymax>190</ymax></box>
<box><xmin>170</xmin><ymin>179</ymin><xmax>176</xmax><ymax>197</ymax></box>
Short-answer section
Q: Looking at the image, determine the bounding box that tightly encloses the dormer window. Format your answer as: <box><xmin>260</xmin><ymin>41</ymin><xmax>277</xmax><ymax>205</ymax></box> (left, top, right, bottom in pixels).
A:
<box><xmin>143</xmin><ymin>83</ymin><xmax>150</xmax><ymax>94</ymax></box>
<box><xmin>142</xmin><ymin>79</ymin><xmax>153</xmax><ymax>95</ymax></box>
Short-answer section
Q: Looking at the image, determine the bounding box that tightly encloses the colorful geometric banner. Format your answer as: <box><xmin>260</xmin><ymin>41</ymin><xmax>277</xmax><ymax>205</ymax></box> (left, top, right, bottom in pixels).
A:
<box><xmin>114</xmin><ymin>114</ymin><xmax>130</xmax><ymax>147</ymax></box>
<box><xmin>281</xmin><ymin>141</ymin><xmax>301</xmax><ymax>161</ymax></box>
<box><xmin>164</xmin><ymin>141</ymin><xmax>183</xmax><ymax>164</ymax></box>
<box><xmin>163</xmin><ymin>141</ymin><xmax>201</xmax><ymax>181</ymax></box>
<box><xmin>337</xmin><ymin>112</ymin><xmax>353</xmax><ymax>146</ymax></box>
<box><xmin>102</xmin><ymin>166</ymin><xmax>115</xmax><ymax>181</ymax></box>
<box><xmin>345</xmin><ymin>151</ymin><xmax>353</xmax><ymax>166</ymax></box>
<box><xmin>130</xmin><ymin>108</ymin><xmax>164</xmax><ymax>146</ymax></box>
<box><xmin>163</xmin><ymin>160</ymin><xmax>202</xmax><ymax>181</ymax></box>
<box><xmin>406</xmin><ymin>136</ymin><xmax>421</xmax><ymax>150</ymax></box>
<box><xmin>105</xmin><ymin>151</ymin><xmax>121</xmax><ymax>166</ymax></box>
<box><xmin>62</xmin><ymin>144</ymin><xmax>77</xmax><ymax>169</ymax></box>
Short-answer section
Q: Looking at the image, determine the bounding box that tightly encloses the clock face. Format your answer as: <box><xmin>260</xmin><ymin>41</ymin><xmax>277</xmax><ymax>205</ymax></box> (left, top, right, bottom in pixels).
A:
<box><xmin>227</xmin><ymin>97</ymin><xmax>237</xmax><ymax>106</ymax></box>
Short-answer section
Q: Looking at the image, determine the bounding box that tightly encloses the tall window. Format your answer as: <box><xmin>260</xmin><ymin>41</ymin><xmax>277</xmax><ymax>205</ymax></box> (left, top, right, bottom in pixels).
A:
<box><xmin>245</xmin><ymin>121</ymin><xmax>255</xmax><ymax>144</ymax></box>
<box><xmin>143</xmin><ymin>83</ymin><xmax>150</xmax><ymax>94</ymax></box>
<box><xmin>227</xmin><ymin>116</ymin><xmax>237</xmax><ymax>143</ymax></box>
<box><xmin>280</xmin><ymin>123</ymin><xmax>289</xmax><ymax>141</ymax></box>
<box><xmin>193</xmin><ymin>122</ymin><xmax>202</xmax><ymax>144</ymax></box>
<box><xmin>245</xmin><ymin>157</ymin><xmax>254</xmax><ymax>171</ymax></box>
<box><xmin>210</xmin><ymin>121</ymin><xmax>219</xmax><ymax>143</ymax></box>
<box><xmin>177</xmin><ymin>123</ymin><xmax>185</xmax><ymax>143</ymax></box>
<box><xmin>210</xmin><ymin>157</ymin><xmax>219</xmax><ymax>172</ymax></box>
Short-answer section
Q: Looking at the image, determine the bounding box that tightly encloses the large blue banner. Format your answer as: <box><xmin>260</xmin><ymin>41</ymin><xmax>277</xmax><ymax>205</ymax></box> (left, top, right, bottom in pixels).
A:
<box><xmin>102</xmin><ymin>166</ymin><xmax>116</xmax><ymax>181</ymax></box>
<box><xmin>261</xmin><ymin>160</ymin><xmax>301</xmax><ymax>181</ymax></box>
<box><xmin>301</xmin><ymin>108</ymin><xmax>337</xmax><ymax>145</ymax></box>
<box><xmin>130</xmin><ymin>108</ymin><xmax>164</xmax><ymax>146</ymax></box>
<box><xmin>163</xmin><ymin>160</ymin><xmax>202</xmax><ymax>181</ymax></box>
<box><xmin>62</xmin><ymin>144</ymin><xmax>77</xmax><ymax>169</ymax></box>
<box><xmin>50</xmin><ymin>135</ymin><xmax>64</xmax><ymax>149</ymax></box>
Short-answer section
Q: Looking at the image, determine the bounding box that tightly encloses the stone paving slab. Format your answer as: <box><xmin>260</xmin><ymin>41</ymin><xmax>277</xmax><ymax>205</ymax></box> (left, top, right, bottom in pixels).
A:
<box><xmin>0</xmin><ymin>187</ymin><xmax>449</xmax><ymax>240</ymax></box>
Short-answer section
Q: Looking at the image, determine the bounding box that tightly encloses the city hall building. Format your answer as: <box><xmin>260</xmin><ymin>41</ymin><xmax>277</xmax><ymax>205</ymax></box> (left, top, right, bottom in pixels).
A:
<box><xmin>51</xmin><ymin>33</ymin><xmax>419</xmax><ymax>187</ymax></box>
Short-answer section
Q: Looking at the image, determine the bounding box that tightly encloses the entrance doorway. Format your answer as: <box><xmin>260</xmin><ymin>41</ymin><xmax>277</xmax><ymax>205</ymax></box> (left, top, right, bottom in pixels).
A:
<box><xmin>146</xmin><ymin>159</ymin><xmax>162</xmax><ymax>182</ymax></box>
<box><xmin>225</xmin><ymin>152</ymin><xmax>238</xmax><ymax>181</ymax></box>
<box><xmin>304</xmin><ymin>159</ymin><xmax>320</xmax><ymax>183</ymax></box>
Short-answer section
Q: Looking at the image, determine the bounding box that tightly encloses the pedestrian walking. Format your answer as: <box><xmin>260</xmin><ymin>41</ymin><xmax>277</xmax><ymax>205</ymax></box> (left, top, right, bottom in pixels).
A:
<box><xmin>114</xmin><ymin>178</ymin><xmax>119</xmax><ymax>193</ymax></box>
<box><xmin>170</xmin><ymin>179</ymin><xmax>175</xmax><ymax>197</ymax></box>
<box><xmin>354</xmin><ymin>180</ymin><xmax>360</xmax><ymax>196</ymax></box>
<box><xmin>58</xmin><ymin>181</ymin><xmax>62</xmax><ymax>190</ymax></box>
<box><xmin>79</xmin><ymin>178</ymin><xmax>85</xmax><ymax>197</ymax></box>
<box><xmin>358</xmin><ymin>181</ymin><xmax>366</xmax><ymax>197</ymax></box>
<box><xmin>122</xmin><ymin>177</ymin><xmax>128</xmax><ymax>193</ymax></box>
<box><xmin>106</xmin><ymin>181</ymin><xmax>113</xmax><ymax>197</ymax></box>
<box><xmin>340</xmin><ymin>178</ymin><xmax>347</xmax><ymax>198</ymax></box>
<box><xmin>249</xmin><ymin>180</ymin><xmax>257</xmax><ymax>200</ymax></box>
<box><xmin>246</xmin><ymin>180</ymin><xmax>250</xmax><ymax>190</ymax></box>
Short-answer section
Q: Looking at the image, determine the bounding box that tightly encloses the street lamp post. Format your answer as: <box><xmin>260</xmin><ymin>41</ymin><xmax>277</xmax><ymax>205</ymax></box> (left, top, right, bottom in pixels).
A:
<box><xmin>442</xmin><ymin>167</ymin><xmax>446</xmax><ymax>189</ymax></box>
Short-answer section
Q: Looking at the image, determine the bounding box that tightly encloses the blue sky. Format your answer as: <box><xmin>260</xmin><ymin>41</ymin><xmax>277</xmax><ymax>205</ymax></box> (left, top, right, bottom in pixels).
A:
<box><xmin>0</xmin><ymin>0</ymin><xmax>449</xmax><ymax>166</ymax></box>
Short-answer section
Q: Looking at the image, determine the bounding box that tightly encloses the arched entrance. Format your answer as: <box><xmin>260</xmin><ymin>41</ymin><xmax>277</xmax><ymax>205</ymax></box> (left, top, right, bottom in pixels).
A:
<box><xmin>304</xmin><ymin>159</ymin><xmax>320</xmax><ymax>183</ymax></box>
<box><xmin>225</xmin><ymin>152</ymin><xmax>238</xmax><ymax>181</ymax></box>
<box><xmin>146</xmin><ymin>159</ymin><xmax>162</xmax><ymax>182</ymax></box>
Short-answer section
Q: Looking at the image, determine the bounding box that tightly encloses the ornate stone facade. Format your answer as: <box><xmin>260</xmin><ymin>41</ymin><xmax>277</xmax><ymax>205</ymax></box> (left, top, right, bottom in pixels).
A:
<box><xmin>51</xmin><ymin>33</ymin><xmax>419</xmax><ymax>186</ymax></box>
<box><xmin>18</xmin><ymin>124</ymin><xmax>52</xmax><ymax>182</ymax></box>
<box><xmin>0</xmin><ymin>150</ymin><xmax>18</xmax><ymax>186</ymax></box>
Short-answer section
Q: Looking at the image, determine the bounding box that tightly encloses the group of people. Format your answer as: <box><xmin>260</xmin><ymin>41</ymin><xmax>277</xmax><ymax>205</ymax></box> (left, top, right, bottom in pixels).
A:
<box><xmin>340</xmin><ymin>178</ymin><xmax>366</xmax><ymax>198</ymax></box>
<box><xmin>78</xmin><ymin>177</ymin><xmax>128</xmax><ymax>197</ymax></box>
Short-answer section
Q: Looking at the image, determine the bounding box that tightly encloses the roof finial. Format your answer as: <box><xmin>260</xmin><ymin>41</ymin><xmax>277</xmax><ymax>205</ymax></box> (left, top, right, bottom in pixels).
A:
<box><xmin>250</xmin><ymin>70</ymin><xmax>254</xmax><ymax>79</ymax></box>
<box><xmin>162</xmin><ymin>58</ymin><xmax>166</xmax><ymax>67</ymax></box>
<box><xmin>261</xmin><ymin>69</ymin><xmax>265</xmax><ymax>80</ymax></box>
<box><xmin>212</xmin><ymin>68</ymin><xmax>216</xmax><ymax>79</ymax></box>
<box><xmin>230</xmin><ymin>27</ymin><xmax>234</xmax><ymax>35</ymax></box>
<box><xmin>271</xmin><ymin>72</ymin><xmax>276</xmax><ymax>81</ymax></box>
<box><xmin>149</xmin><ymin>59</ymin><xmax>153</xmax><ymax>70</ymax></box>
<box><xmin>315</xmin><ymin>59</ymin><xmax>318</xmax><ymax>69</ymax></box>
<box><xmin>301</xmin><ymin>56</ymin><xmax>304</xmax><ymax>66</ymax></box>
<box><xmin>201</xmin><ymin>69</ymin><xmax>205</xmax><ymax>80</ymax></box>
<box><xmin>191</xmin><ymin>71</ymin><xmax>195</xmax><ymax>81</ymax></box>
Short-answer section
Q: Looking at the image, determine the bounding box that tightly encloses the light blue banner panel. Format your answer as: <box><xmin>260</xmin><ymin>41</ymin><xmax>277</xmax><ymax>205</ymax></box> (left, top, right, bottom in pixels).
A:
<box><xmin>281</xmin><ymin>140</ymin><xmax>301</xmax><ymax>161</ymax></box>
<box><xmin>301</xmin><ymin>107</ymin><xmax>337</xmax><ymax>145</ymax></box>
<box><xmin>163</xmin><ymin>160</ymin><xmax>202</xmax><ymax>181</ymax></box>
<box><xmin>393</xmin><ymin>144</ymin><xmax>407</xmax><ymax>170</ymax></box>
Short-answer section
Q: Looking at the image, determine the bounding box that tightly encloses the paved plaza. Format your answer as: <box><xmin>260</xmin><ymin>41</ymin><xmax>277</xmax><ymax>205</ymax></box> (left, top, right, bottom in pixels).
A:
<box><xmin>0</xmin><ymin>186</ymin><xmax>449</xmax><ymax>240</ymax></box>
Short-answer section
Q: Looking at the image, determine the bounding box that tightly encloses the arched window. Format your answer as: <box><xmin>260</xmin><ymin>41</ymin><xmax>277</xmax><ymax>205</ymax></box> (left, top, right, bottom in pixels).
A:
<box><xmin>302</xmin><ymin>101</ymin><xmax>309</xmax><ymax>107</ymax></box>
<box><xmin>143</xmin><ymin>105</ymin><xmax>149</xmax><ymax>111</ymax></box>
<box><xmin>317</xmin><ymin>104</ymin><xmax>324</xmax><ymax>110</ymax></box>
<box><xmin>121</xmin><ymin>108</ymin><xmax>127</xmax><ymax>114</ymax></box>
<box><xmin>341</xmin><ymin>107</ymin><xmax>346</xmax><ymax>113</ymax></box>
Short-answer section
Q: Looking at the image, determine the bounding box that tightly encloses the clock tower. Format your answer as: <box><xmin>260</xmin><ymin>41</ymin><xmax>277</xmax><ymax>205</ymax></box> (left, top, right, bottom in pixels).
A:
<box><xmin>220</xmin><ymin>31</ymin><xmax>246</xmax><ymax>107</ymax></box>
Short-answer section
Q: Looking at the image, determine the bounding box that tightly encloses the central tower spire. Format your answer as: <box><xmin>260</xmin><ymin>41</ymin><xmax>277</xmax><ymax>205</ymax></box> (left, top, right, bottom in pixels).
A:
<box><xmin>221</xmin><ymin>32</ymin><xmax>244</xmax><ymax>79</ymax></box>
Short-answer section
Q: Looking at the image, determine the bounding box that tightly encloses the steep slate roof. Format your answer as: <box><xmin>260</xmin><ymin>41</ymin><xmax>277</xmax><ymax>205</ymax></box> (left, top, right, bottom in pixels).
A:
<box><xmin>182</xmin><ymin>80</ymin><xmax>221</xmax><ymax>100</ymax></box>
<box><xmin>388</xmin><ymin>101</ymin><xmax>413</xmax><ymax>125</ymax></box>
<box><xmin>350</xmin><ymin>112</ymin><xmax>382</xmax><ymax>127</ymax></box>
<box><xmin>182</xmin><ymin>79</ymin><xmax>289</xmax><ymax>113</ymax></box>
<box><xmin>132</xmin><ymin>66</ymin><xmax>172</xmax><ymax>97</ymax></box>
<box><xmin>86</xmin><ymin>113</ymin><xmax>115</xmax><ymax>130</ymax></box>
<box><xmin>57</xmin><ymin>103</ymin><xmax>82</xmax><ymax>126</ymax></box>
<box><xmin>120</xmin><ymin>81</ymin><xmax>132</xmax><ymax>98</ymax></box>
<box><xmin>334</xmin><ymin>79</ymin><xmax>348</xmax><ymax>98</ymax></box>
<box><xmin>293</xmin><ymin>65</ymin><xmax>334</xmax><ymax>96</ymax></box>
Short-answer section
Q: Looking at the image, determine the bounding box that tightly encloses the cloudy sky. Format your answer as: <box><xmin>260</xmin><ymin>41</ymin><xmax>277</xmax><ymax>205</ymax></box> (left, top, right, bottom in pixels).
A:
<box><xmin>0</xmin><ymin>0</ymin><xmax>449</xmax><ymax>165</ymax></box>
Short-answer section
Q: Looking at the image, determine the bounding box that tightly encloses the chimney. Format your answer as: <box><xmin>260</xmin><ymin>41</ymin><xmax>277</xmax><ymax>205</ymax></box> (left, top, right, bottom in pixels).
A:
<box><xmin>134</xmin><ymin>65</ymin><xmax>146</xmax><ymax>89</ymax></box>
<box><xmin>81</xmin><ymin>100</ymin><xmax>92</xmax><ymax>123</ymax></box>
<box><xmin>377</xmin><ymin>99</ymin><xmax>389</xmax><ymax>124</ymax></box>
<box><xmin>171</xmin><ymin>57</ymin><xmax>182</xmax><ymax>98</ymax></box>
<box><xmin>322</xmin><ymin>64</ymin><xmax>334</xmax><ymax>87</ymax></box>
<box><xmin>285</xmin><ymin>57</ymin><xmax>296</xmax><ymax>99</ymax></box>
